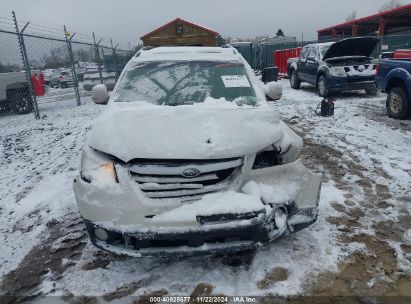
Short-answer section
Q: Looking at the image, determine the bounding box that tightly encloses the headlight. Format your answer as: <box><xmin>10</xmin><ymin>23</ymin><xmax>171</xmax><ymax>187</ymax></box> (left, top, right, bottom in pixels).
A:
<box><xmin>252</xmin><ymin>135</ymin><xmax>302</xmax><ymax>170</ymax></box>
<box><xmin>330</xmin><ymin>66</ymin><xmax>346</xmax><ymax>77</ymax></box>
<box><xmin>252</xmin><ymin>146</ymin><xmax>281</xmax><ymax>169</ymax></box>
<box><xmin>80</xmin><ymin>146</ymin><xmax>119</xmax><ymax>184</ymax></box>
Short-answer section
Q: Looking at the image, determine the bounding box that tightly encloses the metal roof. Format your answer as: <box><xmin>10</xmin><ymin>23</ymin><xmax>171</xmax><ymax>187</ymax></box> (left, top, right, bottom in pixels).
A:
<box><xmin>318</xmin><ymin>4</ymin><xmax>411</xmax><ymax>33</ymax></box>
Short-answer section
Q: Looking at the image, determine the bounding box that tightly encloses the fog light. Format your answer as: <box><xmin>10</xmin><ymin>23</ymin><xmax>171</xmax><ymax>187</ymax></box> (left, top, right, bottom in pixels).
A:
<box><xmin>274</xmin><ymin>208</ymin><xmax>287</xmax><ymax>229</ymax></box>
<box><xmin>94</xmin><ymin>228</ymin><xmax>108</xmax><ymax>241</ymax></box>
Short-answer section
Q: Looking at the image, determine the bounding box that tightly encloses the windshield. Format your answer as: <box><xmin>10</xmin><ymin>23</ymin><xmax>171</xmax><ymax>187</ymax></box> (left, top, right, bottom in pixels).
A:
<box><xmin>115</xmin><ymin>61</ymin><xmax>257</xmax><ymax>106</ymax></box>
<box><xmin>319</xmin><ymin>44</ymin><xmax>332</xmax><ymax>60</ymax></box>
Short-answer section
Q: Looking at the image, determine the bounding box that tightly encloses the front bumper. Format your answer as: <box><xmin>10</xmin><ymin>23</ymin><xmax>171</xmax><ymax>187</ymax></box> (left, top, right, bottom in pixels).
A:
<box><xmin>327</xmin><ymin>77</ymin><xmax>376</xmax><ymax>92</ymax></box>
<box><xmin>73</xmin><ymin>161</ymin><xmax>321</xmax><ymax>257</ymax></box>
<box><xmin>83</xmin><ymin>203</ymin><xmax>318</xmax><ymax>257</ymax></box>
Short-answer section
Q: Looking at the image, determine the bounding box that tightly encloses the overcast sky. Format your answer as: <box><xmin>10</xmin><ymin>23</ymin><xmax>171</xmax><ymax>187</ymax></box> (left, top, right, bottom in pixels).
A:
<box><xmin>2</xmin><ymin>0</ymin><xmax>411</xmax><ymax>48</ymax></box>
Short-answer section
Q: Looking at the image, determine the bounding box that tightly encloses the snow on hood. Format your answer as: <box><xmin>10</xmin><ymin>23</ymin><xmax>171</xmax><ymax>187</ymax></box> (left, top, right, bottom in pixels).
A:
<box><xmin>88</xmin><ymin>103</ymin><xmax>286</xmax><ymax>161</ymax></box>
<box><xmin>322</xmin><ymin>37</ymin><xmax>379</xmax><ymax>61</ymax></box>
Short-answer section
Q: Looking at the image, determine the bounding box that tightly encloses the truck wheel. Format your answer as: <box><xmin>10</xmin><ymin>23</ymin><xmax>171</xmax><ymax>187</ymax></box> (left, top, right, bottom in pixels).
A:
<box><xmin>365</xmin><ymin>85</ymin><xmax>378</xmax><ymax>96</ymax></box>
<box><xmin>386</xmin><ymin>87</ymin><xmax>410</xmax><ymax>119</ymax></box>
<box><xmin>290</xmin><ymin>70</ymin><xmax>301</xmax><ymax>89</ymax></box>
<box><xmin>8</xmin><ymin>89</ymin><xmax>34</xmax><ymax>115</ymax></box>
<box><xmin>317</xmin><ymin>75</ymin><xmax>329</xmax><ymax>97</ymax></box>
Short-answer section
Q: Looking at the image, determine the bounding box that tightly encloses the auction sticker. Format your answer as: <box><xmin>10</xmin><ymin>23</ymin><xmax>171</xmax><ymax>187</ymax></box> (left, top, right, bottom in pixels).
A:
<box><xmin>221</xmin><ymin>75</ymin><xmax>251</xmax><ymax>88</ymax></box>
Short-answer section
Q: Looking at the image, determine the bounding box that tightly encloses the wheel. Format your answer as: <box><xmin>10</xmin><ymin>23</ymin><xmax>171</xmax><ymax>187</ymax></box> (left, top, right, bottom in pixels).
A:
<box><xmin>290</xmin><ymin>70</ymin><xmax>301</xmax><ymax>89</ymax></box>
<box><xmin>365</xmin><ymin>85</ymin><xmax>378</xmax><ymax>96</ymax></box>
<box><xmin>317</xmin><ymin>75</ymin><xmax>329</xmax><ymax>97</ymax></box>
<box><xmin>386</xmin><ymin>87</ymin><xmax>410</xmax><ymax>119</ymax></box>
<box><xmin>8</xmin><ymin>88</ymin><xmax>33</xmax><ymax>115</ymax></box>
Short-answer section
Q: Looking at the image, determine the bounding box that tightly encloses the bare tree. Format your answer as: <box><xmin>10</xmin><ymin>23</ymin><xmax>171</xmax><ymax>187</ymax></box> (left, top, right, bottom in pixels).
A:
<box><xmin>74</xmin><ymin>47</ymin><xmax>95</xmax><ymax>62</ymax></box>
<box><xmin>345</xmin><ymin>11</ymin><xmax>357</xmax><ymax>21</ymax></box>
<box><xmin>0</xmin><ymin>61</ymin><xmax>19</xmax><ymax>73</ymax></box>
<box><xmin>276</xmin><ymin>29</ymin><xmax>285</xmax><ymax>37</ymax></box>
<box><xmin>379</xmin><ymin>0</ymin><xmax>402</xmax><ymax>12</ymax></box>
<box><xmin>41</xmin><ymin>47</ymin><xmax>68</xmax><ymax>69</ymax></box>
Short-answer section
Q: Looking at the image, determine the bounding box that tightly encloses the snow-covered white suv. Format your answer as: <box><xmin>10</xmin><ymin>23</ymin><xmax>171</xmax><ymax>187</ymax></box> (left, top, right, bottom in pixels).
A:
<box><xmin>73</xmin><ymin>46</ymin><xmax>321</xmax><ymax>257</ymax></box>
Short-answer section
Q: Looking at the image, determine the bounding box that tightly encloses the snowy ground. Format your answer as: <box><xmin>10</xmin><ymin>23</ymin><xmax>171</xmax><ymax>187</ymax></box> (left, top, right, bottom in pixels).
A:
<box><xmin>0</xmin><ymin>80</ymin><xmax>410</xmax><ymax>302</ymax></box>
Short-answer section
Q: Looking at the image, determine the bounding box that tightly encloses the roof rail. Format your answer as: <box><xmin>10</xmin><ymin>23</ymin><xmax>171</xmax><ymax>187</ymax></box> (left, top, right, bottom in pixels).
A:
<box><xmin>134</xmin><ymin>46</ymin><xmax>155</xmax><ymax>57</ymax></box>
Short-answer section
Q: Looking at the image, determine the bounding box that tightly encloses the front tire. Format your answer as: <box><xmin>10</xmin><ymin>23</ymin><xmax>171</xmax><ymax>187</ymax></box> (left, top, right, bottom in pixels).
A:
<box><xmin>317</xmin><ymin>75</ymin><xmax>329</xmax><ymax>97</ymax></box>
<box><xmin>8</xmin><ymin>89</ymin><xmax>34</xmax><ymax>115</ymax></box>
<box><xmin>386</xmin><ymin>87</ymin><xmax>410</xmax><ymax>119</ymax></box>
<box><xmin>290</xmin><ymin>70</ymin><xmax>301</xmax><ymax>89</ymax></box>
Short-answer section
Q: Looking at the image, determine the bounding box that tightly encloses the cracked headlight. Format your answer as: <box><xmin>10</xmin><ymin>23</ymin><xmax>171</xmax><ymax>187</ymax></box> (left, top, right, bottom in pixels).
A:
<box><xmin>252</xmin><ymin>135</ymin><xmax>302</xmax><ymax>170</ymax></box>
<box><xmin>330</xmin><ymin>66</ymin><xmax>346</xmax><ymax>77</ymax></box>
<box><xmin>80</xmin><ymin>146</ymin><xmax>119</xmax><ymax>184</ymax></box>
<box><xmin>252</xmin><ymin>145</ymin><xmax>282</xmax><ymax>169</ymax></box>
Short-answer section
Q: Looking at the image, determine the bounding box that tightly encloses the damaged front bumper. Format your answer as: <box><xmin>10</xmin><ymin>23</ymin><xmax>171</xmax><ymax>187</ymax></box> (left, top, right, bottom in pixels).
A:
<box><xmin>74</xmin><ymin>161</ymin><xmax>321</xmax><ymax>257</ymax></box>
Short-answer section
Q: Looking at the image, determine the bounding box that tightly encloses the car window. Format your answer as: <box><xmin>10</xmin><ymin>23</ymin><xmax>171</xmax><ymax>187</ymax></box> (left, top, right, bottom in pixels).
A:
<box><xmin>310</xmin><ymin>47</ymin><xmax>319</xmax><ymax>61</ymax></box>
<box><xmin>300</xmin><ymin>47</ymin><xmax>310</xmax><ymax>60</ymax></box>
<box><xmin>115</xmin><ymin>61</ymin><xmax>257</xmax><ymax>106</ymax></box>
<box><xmin>319</xmin><ymin>44</ymin><xmax>332</xmax><ymax>60</ymax></box>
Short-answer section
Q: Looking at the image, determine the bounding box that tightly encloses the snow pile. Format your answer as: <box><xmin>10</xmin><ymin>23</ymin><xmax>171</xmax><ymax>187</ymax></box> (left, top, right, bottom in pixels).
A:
<box><xmin>242</xmin><ymin>180</ymin><xmax>298</xmax><ymax>204</ymax></box>
<box><xmin>152</xmin><ymin>191</ymin><xmax>264</xmax><ymax>222</ymax></box>
<box><xmin>0</xmin><ymin>95</ymin><xmax>102</xmax><ymax>279</ymax></box>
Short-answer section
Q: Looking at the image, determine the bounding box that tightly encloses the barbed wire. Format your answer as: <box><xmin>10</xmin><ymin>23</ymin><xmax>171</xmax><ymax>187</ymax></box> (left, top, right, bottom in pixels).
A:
<box><xmin>0</xmin><ymin>9</ymin><xmax>132</xmax><ymax>50</ymax></box>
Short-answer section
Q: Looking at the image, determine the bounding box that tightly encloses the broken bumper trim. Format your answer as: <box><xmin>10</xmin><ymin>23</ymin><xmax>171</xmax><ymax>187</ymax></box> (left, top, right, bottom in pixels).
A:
<box><xmin>83</xmin><ymin>202</ymin><xmax>319</xmax><ymax>258</ymax></box>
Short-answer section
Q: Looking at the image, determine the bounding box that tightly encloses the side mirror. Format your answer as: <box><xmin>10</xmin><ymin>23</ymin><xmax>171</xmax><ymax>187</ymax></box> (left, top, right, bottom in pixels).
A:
<box><xmin>264</xmin><ymin>81</ymin><xmax>282</xmax><ymax>101</ymax></box>
<box><xmin>92</xmin><ymin>84</ymin><xmax>109</xmax><ymax>105</ymax></box>
<box><xmin>262</xmin><ymin>67</ymin><xmax>279</xmax><ymax>84</ymax></box>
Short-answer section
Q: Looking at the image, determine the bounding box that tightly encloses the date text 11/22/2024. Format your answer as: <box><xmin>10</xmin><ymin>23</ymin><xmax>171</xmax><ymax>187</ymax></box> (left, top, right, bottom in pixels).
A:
<box><xmin>148</xmin><ymin>296</ymin><xmax>257</xmax><ymax>303</ymax></box>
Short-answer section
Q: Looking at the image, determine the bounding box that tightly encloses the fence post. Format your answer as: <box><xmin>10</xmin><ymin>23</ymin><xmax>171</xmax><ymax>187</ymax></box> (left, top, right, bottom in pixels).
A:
<box><xmin>93</xmin><ymin>33</ymin><xmax>104</xmax><ymax>84</ymax></box>
<box><xmin>64</xmin><ymin>26</ymin><xmax>81</xmax><ymax>106</ymax></box>
<box><xmin>111</xmin><ymin>38</ymin><xmax>119</xmax><ymax>81</ymax></box>
<box><xmin>12</xmin><ymin>11</ymin><xmax>40</xmax><ymax>119</ymax></box>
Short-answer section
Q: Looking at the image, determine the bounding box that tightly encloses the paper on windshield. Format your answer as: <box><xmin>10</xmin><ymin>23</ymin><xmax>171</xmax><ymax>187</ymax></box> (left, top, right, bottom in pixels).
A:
<box><xmin>221</xmin><ymin>75</ymin><xmax>251</xmax><ymax>88</ymax></box>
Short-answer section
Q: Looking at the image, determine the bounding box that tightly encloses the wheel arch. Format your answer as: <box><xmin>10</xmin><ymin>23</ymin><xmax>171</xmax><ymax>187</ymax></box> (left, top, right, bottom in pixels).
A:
<box><xmin>385</xmin><ymin>68</ymin><xmax>411</xmax><ymax>99</ymax></box>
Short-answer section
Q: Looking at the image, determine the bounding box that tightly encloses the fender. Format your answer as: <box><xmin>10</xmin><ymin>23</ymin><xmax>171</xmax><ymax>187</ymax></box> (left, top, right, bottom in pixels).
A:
<box><xmin>316</xmin><ymin>65</ymin><xmax>331</xmax><ymax>86</ymax></box>
<box><xmin>383</xmin><ymin>68</ymin><xmax>411</xmax><ymax>97</ymax></box>
<box><xmin>289</xmin><ymin>61</ymin><xmax>298</xmax><ymax>75</ymax></box>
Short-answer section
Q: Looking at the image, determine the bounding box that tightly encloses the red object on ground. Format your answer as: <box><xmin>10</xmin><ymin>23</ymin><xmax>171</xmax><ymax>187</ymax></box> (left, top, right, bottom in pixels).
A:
<box><xmin>31</xmin><ymin>74</ymin><xmax>42</xmax><ymax>97</ymax></box>
<box><xmin>274</xmin><ymin>47</ymin><xmax>302</xmax><ymax>75</ymax></box>
<box><xmin>393</xmin><ymin>49</ymin><xmax>411</xmax><ymax>59</ymax></box>
<box><xmin>37</xmin><ymin>73</ymin><xmax>45</xmax><ymax>96</ymax></box>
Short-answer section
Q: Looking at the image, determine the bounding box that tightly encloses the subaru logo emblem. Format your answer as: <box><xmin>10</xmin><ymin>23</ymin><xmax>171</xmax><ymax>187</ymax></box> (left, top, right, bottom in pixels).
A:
<box><xmin>182</xmin><ymin>168</ymin><xmax>201</xmax><ymax>178</ymax></box>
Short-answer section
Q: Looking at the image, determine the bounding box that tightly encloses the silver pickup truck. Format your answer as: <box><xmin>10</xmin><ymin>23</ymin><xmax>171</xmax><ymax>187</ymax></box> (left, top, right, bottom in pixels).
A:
<box><xmin>0</xmin><ymin>72</ymin><xmax>33</xmax><ymax>114</ymax></box>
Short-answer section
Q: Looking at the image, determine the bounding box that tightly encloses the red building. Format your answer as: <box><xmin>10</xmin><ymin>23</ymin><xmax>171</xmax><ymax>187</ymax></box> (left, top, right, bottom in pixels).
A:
<box><xmin>318</xmin><ymin>4</ymin><xmax>411</xmax><ymax>41</ymax></box>
<box><xmin>140</xmin><ymin>18</ymin><xmax>219</xmax><ymax>47</ymax></box>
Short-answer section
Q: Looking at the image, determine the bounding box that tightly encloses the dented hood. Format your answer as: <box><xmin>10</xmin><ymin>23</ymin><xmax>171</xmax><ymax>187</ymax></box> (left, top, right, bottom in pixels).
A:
<box><xmin>322</xmin><ymin>37</ymin><xmax>379</xmax><ymax>61</ymax></box>
<box><xmin>88</xmin><ymin>104</ymin><xmax>289</xmax><ymax>162</ymax></box>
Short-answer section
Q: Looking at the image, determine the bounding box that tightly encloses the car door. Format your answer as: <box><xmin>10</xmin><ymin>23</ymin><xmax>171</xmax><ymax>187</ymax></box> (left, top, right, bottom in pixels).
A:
<box><xmin>298</xmin><ymin>46</ymin><xmax>310</xmax><ymax>82</ymax></box>
<box><xmin>305</xmin><ymin>46</ymin><xmax>320</xmax><ymax>85</ymax></box>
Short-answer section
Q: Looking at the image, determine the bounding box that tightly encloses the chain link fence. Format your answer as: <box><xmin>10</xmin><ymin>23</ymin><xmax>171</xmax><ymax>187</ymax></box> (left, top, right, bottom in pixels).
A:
<box><xmin>0</xmin><ymin>11</ymin><xmax>137</xmax><ymax>119</ymax></box>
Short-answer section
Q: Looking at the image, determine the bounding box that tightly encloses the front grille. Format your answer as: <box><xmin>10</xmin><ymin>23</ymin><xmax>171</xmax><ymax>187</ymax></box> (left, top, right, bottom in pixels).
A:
<box><xmin>128</xmin><ymin>158</ymin><xmax>243</xmax><ymax>200</ymax></box>
<box><xmin>346</xmin><ymin>76</ymin><xmax>375</xmax><ymax>83</ymax></box>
